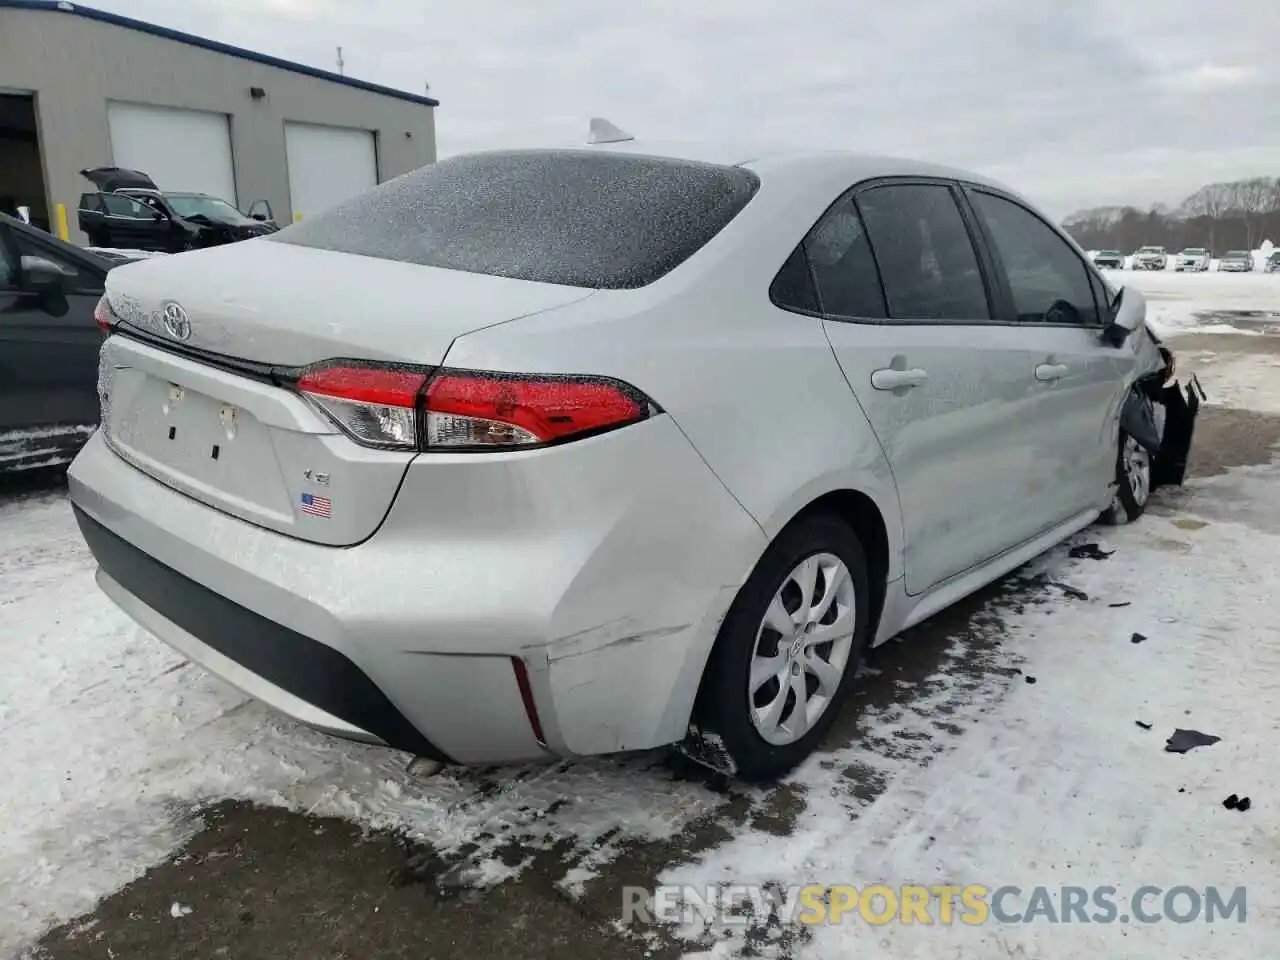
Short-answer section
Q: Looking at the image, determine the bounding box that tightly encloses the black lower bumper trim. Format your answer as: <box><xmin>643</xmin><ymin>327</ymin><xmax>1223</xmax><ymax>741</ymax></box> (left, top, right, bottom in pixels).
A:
<box><xmin>73</xmin><ymin>506</ymin><xmax>451</xmax><ymax>762</ymax></box>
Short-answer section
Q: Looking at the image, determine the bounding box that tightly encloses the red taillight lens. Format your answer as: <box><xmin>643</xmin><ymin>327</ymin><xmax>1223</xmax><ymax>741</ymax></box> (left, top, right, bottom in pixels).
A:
<box><xmin>424</xmin><ymin>371</ymin><xmax>647</xmax><ymax>448</ymax></box>
<box><xmin>293</xmin><ymin>363</ymin><xmax>653</xmax><ymax>451</ymax></box>
<box><xmin>94</xmin><ymin>295</ymin><xmax>115</xmax><ymax>339</ymax></box>
<box><xmin>296</xmin><ymin>364</ymin><xmax>428</xmax><ymax>450</ymax></box>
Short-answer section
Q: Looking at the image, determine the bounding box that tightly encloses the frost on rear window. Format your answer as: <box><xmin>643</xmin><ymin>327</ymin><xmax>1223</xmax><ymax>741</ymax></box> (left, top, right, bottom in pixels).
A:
<box><xmin>268</xmin><ymin>150</ymin><xmax>761</xmax><ymax>289</ymax></box>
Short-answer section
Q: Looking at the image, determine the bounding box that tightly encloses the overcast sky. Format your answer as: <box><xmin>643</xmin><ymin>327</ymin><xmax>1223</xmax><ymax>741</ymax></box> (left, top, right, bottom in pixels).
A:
<box><xmin>93</xmin><ymin>0</ymin><xmax>1280</xmax><ymax>217</ymax></box>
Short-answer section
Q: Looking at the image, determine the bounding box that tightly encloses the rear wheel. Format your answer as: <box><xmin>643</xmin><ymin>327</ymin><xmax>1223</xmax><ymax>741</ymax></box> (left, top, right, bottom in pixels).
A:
<box><xmin>690</xmin><ymin>513</ymin><xmax>871</xmax><ymax>782</ymax></box>
<box><xmin>1101</xmin><ymin>430</ymin><xmax>1152</xmax><ymax>525</ymax></box>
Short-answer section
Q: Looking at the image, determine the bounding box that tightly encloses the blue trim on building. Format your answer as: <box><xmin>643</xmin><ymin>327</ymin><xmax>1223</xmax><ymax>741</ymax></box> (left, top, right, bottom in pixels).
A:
<box><xmin>0</xmin><ymin>0</ymin><xmax>440</xmax><ymax>107</ymax></box>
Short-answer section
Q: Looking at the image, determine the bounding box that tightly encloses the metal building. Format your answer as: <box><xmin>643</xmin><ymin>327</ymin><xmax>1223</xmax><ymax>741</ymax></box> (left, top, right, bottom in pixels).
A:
<box><xmin>0</xmin><ymin>0</ymin><xmax>438</xmax><ymax>241</ymax></box>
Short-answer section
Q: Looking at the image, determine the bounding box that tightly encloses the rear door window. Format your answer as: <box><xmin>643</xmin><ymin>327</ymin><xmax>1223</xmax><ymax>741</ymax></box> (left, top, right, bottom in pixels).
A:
<box><xmin>969</xmin><ymin>190</ymin><xmax>1099</xmax><ymax>325</ymax></box>
<box><xmin>272</xmin><ymin>150</ymin><xmax>761</xmax><ymax>289</ymax></box>
<box><xmin>802</xmin><ymin>200</ymin><xmax>886</xmax><ymax>319</ymax></box>
<box><xmin>102</xmin><ymin>195</ymin><xmax>153</xmax><ymax>219</ymax></box>
<box><xmin>0</xmin><ymin>228</ymin><xmax>16</xmax><ymax>290</ymax></box>
<box><xmin>855</xmin><ymin>184</ymin><xmax>991</xmax><ymax>322</ymax></box>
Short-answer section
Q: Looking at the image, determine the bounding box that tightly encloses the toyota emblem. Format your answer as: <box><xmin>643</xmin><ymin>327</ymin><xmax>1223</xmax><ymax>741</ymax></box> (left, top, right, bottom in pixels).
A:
<box><xmin>162</xmin><ymin>302</ymin><xmax>191</xmax><ymax>341</ymax></box>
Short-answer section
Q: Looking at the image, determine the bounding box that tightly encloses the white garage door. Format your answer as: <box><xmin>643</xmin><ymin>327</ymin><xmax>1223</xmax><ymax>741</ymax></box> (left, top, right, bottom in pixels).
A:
<box><xmin>284</xmin><ymin>122</ymin><xmax>377</xmax><ymax>221</ymax></box>
<box><xmin>107</xmin><ymin>102</ymin><xmax>237</xmax><ymax>204</ymax></box>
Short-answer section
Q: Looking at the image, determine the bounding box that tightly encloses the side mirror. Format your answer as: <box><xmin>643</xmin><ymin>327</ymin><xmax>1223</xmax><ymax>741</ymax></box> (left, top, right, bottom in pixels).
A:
<box><xmin>251</xmin><ymin>213</ymin><xmax>267</xmax><ymax>222</ymax></box>
<box><xmin>1100</xmin><ymin>284</ymin><xmax>1146</xmax><ymax>347</ymax></box>
<box><xmin>20</xmin><ymin>255</ymin><xmax>73</xmax><ymax>294</ymax></box>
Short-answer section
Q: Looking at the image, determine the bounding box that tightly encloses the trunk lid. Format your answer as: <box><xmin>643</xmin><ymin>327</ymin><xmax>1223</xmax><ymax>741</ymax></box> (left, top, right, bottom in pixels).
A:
<box><xmin>104</xmin><ymin>239</ymin><xmax>596</xmax><ymax>367</ymax></box>
<box><xmin>81</xmin><ymin>166</ymin><xmax>159</xmax><ymax>192</ymax></box>
<box><xmin>99</xmin><ymin>241</ymin><xmax>596</xmax><ymax>546</ymax></box>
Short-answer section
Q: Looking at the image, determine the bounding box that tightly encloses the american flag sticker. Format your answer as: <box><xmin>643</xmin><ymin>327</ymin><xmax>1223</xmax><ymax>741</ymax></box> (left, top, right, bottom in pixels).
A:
<box><xmin>300</xmin><ymin>492</ymin><xmax>332</xmax><ymax>518</ymax></box>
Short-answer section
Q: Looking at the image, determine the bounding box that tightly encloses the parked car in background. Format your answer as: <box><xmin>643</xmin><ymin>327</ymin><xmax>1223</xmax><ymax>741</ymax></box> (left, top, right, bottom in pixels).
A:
<box><xmin>1219</xmin><ymin>250</ymin><xmax>1254</xmax><ymax>272</ymax></box>
<box><xmin>1132</xmin><ymin>246</ymin><xmax>1168</xmax><ymax>271</ymax></box>
<box><xmin>1174</xmin><ymin>248</ymin><xmax>1211</xmax><ymax>272</ymax></box>
<box><xmin>1265</xmin><ymin>251</ymin><xmax>1280</xmax><ymax>273</ymax></box>
<box><xmin>78</xmin><ymin>167</ymin><xmax>278</xmax><ymax>253</ymax></box>
<box><xmin>70</xmin><ymin>141</ymin><xmax>1199</xmax><ymax>781</ymax></box>
<box><xmin>1092</xmin><ymin>250</ymin><xmax>1124</xmax><ymax>270</ymax></box>
<box><xmin>0</xmin><ymin>212</ymin><xmax>152</xmax><ymax>472</ymax></box>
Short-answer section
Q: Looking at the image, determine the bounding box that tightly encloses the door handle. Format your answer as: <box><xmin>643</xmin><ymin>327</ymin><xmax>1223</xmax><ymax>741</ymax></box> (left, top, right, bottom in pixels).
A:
<box><xmin>871</xmin><ymin>367</ymin><xmax>929</xmax><ymax>390</ymax></box>
<box><xmin>1035</xmin><ymin>363</ymin><xmax>1069</xmax><ymax>381</ymax></box>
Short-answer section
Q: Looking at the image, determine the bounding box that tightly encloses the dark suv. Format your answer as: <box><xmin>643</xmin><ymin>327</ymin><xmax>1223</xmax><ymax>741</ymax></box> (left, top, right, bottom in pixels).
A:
<box><xmin>77</xmin><ymin>167</ymin><xmax>278</xmax><ymax>253</ymax></box>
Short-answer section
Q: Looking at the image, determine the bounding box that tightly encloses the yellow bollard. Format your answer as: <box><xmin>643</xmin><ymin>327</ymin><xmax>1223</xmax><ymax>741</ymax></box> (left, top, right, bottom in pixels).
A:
<box><xmin>55</xmin><ymin>203</ymin><xmax>70</xmax><ymax>241</ymax></box>
<box><xmin>293</xmin><ymin>212</ymin><xmax>304</xmax><ymax>223</ymax></box>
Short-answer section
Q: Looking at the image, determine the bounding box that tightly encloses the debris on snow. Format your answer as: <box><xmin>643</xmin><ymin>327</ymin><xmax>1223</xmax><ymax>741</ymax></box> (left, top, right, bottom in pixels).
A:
<box><xmin>1223</xmin><ymin>794</ymin><xmax>1252</xmax><ymax>812</ymax></box>
<box><xmin>1131</xmin><ymin>632</ymin><xmax>1148</xmax><ymax>644</ymax></box>
<box><xmin>1050</xmin><ymin>581</ymin><xmax>1089</xmax><ymax>601</ymax></box>
<box><xmin>1024</xmin><ymin>676</ymin><xmax>1037</xmax><ymax>685</ymax></box>
<box><xmin>1136</xmin><ymin>721</ymin><xmax>1153</xmax><ymax>730</ymax></box>
<box><xmin>1108</xmin><ymin>601</ymin><xmax>1132</xmax><ymax>608</ymax></box>
<box><xmin>1165</xmin><ymin>729</ymin><xmax>1222</xmax><ymax>753</ymax></box>
<box><xmin>1069</xmin><ymin>543</ymin><xmax>1115</xmax><ymax>560</ymax></box>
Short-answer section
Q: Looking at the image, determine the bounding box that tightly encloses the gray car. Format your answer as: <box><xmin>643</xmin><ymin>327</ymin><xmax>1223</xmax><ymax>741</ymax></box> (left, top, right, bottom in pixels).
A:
<box><xmin>1218</xmin><ymin>250</ymin><xmax>1254</xmax><ymax>272</ymax></box>
<box><xmin>67</xmin><ymin>139</ymin><xmax>1199</xmax><ymax>781</ymax></box>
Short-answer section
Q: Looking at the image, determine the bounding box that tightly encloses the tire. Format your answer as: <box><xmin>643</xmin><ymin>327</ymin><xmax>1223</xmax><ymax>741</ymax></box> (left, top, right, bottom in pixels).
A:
<box><xmin>1100</xmin><ymin>429</ymin><xmax>1153</xmax><ymax>525</ymax></box>
<box><xmin>691</xmin><ymin>512</ymin><xmax>871</xmax><ymax>782</ymax></box>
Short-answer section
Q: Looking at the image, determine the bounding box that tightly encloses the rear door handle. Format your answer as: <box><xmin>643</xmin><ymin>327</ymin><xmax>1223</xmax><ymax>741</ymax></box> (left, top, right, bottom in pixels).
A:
<box><xmin>1035</xmin><ymin>363</ymin><xmax>1069</xmax><ymax>381</ymax></box>
<box><xmin>871</xmin><ymin>367</ymin><xmax>930</xmax><ymax>390</ymax></box>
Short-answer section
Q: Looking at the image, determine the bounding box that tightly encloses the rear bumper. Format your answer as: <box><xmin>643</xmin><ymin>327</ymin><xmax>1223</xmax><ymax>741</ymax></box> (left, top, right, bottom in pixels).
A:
<box><xmin>68</xmin><ymin>418</ymin><xmax>765</xmax><ymax>764</ymax></box>
<box><xmin>76</xmin><ymin>507</ymin><xmax>445</xmax><ymax>758</ymax></box>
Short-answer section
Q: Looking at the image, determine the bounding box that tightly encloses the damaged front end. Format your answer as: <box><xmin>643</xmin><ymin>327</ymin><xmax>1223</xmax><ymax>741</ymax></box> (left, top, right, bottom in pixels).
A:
<box><xmin>1124</xmin><ymin>332</ymin><xmax>1206</xmax><ymax>491</ymax></box>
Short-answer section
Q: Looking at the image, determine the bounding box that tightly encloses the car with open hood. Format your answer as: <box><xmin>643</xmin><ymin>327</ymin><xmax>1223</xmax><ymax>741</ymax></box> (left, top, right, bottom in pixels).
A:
<box><xmin>77</xmin><ymin>167</ymin><xmax>278</xmax><ymax>254</ymax></box>
<box><xmin>67</xmin><ymin>131</ymin><xmax>1203</xmax><ymax>781</ymax></box>
<box><xmin>1092</xmin><ymin>250</ymin><xmax>1124</xmax><ymax>270</ymax></box>
<box><xmin>1218</xmin><ymin>250</ymin><xmax>1254</xmax><ymax>272</ymax></box>
<box><xmin>1174</xmin><ymin>248</ymin><xmax>1210</xmax><ymax>272</ymax></box>
<box><xmin>1</xmin><ymin>212</ymin><xmax>154</xmax><ymax>472</ymax></box>
<box><xmin>1265</xmin><ymin>251</ymin><xmax>1280</xmax><ymax>273</ymax></box>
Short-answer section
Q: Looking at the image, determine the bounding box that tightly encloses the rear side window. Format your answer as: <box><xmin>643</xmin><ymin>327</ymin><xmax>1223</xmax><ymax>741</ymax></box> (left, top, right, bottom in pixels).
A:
<box><xmin>79</xmin><ymin>193</ymin><xmax>103</xmax><ymax>213</ymax></box>
<box><xmin>970</xmin><ymin>191</ymin><xmax>1099</xmax><ymax>325</ymax></box>
<box><xmin>102</xmin><ymin>195</ymin><xmax>152</xmax><ymax>219</ymax></box>
<box><xmin>770</xmin><ymin>246</ymin><xmax>820</xmax><ymax>313</ymax></box>
<box><xmin>272</xmin><ymin>150</ymin><xmax>761</xmax><ymax>289</ymax></box>
<box><xmin>803</xmin><ymin>201</ymin><xmax>886</xmax><ymax>319</ymax></box>
<box><xmin>856</xmin><ymin>184</ymin><xmax>990</xmax><ymax>322</ymax></box>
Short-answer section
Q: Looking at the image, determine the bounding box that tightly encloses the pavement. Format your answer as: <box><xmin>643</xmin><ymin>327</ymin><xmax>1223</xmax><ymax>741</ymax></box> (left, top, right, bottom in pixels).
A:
<box><xmin>20</xmin><ymin>330</ymin><xmax>1280</xmax><ymax>960</ymax></box>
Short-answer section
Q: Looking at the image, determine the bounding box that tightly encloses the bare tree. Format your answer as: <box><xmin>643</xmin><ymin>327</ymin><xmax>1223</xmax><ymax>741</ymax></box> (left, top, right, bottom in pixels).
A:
<box><xmin>1229</xmin><ymin>177</ymin><xmax>1279</xmax><ymax>248</ymax></box>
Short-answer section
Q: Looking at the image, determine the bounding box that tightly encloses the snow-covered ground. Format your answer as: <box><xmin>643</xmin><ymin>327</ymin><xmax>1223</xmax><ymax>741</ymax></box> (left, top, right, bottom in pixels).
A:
<box><xmin>1117</xmin><ymin>268</ymin><xmax>1280</xmax><ymax>337</ymax></box>
<box><xmin>671</xmin><ymin>475</ymin><xmax>1280</xmax><ymax>958</ymax></box>
<box><xmin>2</xmin><ymin>328</ymin><xmax>1278</xmax><ymax>957</ymax></box>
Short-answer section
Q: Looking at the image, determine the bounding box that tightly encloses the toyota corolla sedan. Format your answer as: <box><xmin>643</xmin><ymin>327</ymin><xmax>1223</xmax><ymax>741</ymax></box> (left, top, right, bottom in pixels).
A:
<box><xmin>68</xmin><ymin>137</ymin><xmax>1200</xmax><ymax>781</ymax></box>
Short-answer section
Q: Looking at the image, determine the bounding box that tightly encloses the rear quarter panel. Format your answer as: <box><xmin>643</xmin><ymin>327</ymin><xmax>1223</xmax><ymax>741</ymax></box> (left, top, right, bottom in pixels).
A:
<box><xmin>441</xmin><ymin>169</ymin><xmax>906</xmax><ymax>586</ymax></box>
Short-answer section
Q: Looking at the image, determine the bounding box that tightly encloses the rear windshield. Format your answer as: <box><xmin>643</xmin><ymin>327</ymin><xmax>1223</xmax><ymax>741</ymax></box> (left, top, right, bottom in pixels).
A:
<box><xmin>1227</xmin><ymin>251</ymin><xmax>1250</xmax><ymax>257</ymax></box>
<box><xmin>270</xmin><ymin>149</ymin><xmax>761</xmax><ymax>289</ymax></box>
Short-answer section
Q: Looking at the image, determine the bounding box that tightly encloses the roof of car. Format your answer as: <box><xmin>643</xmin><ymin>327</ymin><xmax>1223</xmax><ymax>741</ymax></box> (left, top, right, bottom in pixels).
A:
<box><xmin>575</xmin><ymin>138</ymin><xmax>1018</xmax><ymax>194</ymax></box>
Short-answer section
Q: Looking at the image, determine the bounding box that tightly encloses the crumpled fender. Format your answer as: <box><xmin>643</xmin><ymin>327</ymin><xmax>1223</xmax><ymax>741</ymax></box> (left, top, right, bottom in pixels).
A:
<box><xmin>1121</xmin><ymin>389</ymin><xmax>1161</xmax><ymax>454</ymax></box>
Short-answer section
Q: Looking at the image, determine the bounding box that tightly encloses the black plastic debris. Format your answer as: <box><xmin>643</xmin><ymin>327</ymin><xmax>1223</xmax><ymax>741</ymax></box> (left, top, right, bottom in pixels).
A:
<box><xmin>1109</xmin><ymin>601</ymin><xmax>1132</xmax><ymax>608</ymax></box>
<box><xmin>1131</xmin><ymin>632</ymin><xmax>1147</xmax><ymax>644</ymax></box>
<box><xmin>1069</xmin><ymin>543</ymin><xmax>1115</xmax><ymax>560</ymax></box>
<box><xmin>1165</xmin><ymin>729</ymin><xmax>1221</xmax><ymax>754</ymax></box>
<box><xmin>1224</xmin><ymin>795</ymin><xmax>1251</xmax><ymax>812</ymax></box>
<box><xmin>1051</xmin><ymin>582</ymin><xmax>1089</xmax><ymax>601</ymax></box>
<box><xmin>1136</xmin><ymin>721</ymin><xmax>1153</xmax><ymax>730</ymax></box>
<box><xmin>1025</xmin><ymin>676</ymin><xmax>1038</xmax><ymax>685</ymax></box>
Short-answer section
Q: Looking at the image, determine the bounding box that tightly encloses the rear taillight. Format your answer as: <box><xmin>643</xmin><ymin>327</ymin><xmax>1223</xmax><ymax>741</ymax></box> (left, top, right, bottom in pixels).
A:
<box><xmin>424</xmin><ymin>370</ymin><xmax>647</xmax><ymax>448</ymax></box>
<box><xmin>94</xmin><ymin>296</ymin><xmax>116</xmax><ymax>339</ymax></box>
<box><xmin>296</xmin><ymin>364</ymin><xmax>427</xmax><ymax>450</ymax></box>
<box><xmin>293</xmin><ymin>362</ymin><xmax>654</xmax><ymax>452</ymax></box>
